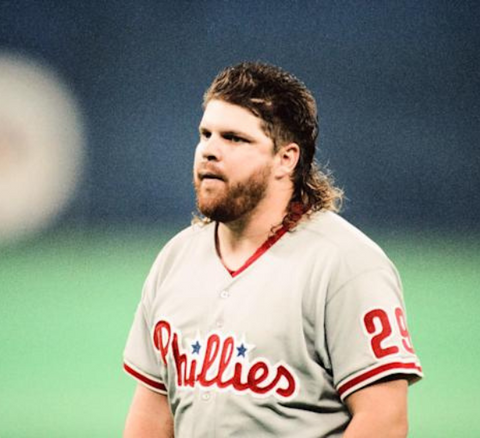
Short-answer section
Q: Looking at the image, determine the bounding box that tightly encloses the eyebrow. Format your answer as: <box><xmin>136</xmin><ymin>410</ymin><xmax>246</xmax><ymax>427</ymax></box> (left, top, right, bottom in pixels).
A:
<box><xmin>222</xmin><ymin>130</ymin><xmax>251</xmax><ymax>139</ymax></box>
<box><xmin>199</xmin><ymin>126</ymin><xmax>253</xmax><ymax>140</ymax></box>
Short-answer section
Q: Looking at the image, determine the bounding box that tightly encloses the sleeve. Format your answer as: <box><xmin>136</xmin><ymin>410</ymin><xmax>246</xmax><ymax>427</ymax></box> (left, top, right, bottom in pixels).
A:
<box><xmin>325</xmin><ymin>266</ymin><xmax>423</xmax><ymax>401</ymax></box>
<box><xmin>122</xmin><ymin>226</ymin><xmax>198</xmax><ymax>394</ymax></box>
<box><xmin>123</xmin><ymin>295</ymin><xmax>168</xmax><ymax>394</ymax></box>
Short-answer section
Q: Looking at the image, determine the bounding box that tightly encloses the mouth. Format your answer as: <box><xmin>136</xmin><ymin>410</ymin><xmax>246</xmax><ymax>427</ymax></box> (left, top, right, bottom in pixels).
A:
<box><xmin>199</xmin><ymin>171</ymin><xmax>225</xmax><ymax>182</ymax></box>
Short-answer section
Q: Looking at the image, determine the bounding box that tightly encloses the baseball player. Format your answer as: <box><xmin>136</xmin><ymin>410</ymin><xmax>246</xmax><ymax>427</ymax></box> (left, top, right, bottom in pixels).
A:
<box><xmin>123</xmin><ymin>62</ymin><xmax>422</xmax><ymax>437</ymax></box>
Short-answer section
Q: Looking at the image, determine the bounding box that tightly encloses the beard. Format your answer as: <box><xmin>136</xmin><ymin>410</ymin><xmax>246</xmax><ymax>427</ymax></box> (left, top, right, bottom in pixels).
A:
<box><xmin>194</xmin><ymin>165</ymin><xmax>272</xmax><ymax>223</ymax></box>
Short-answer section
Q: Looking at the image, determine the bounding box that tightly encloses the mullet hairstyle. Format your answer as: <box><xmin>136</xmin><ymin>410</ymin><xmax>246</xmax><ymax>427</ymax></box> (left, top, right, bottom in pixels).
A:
<box><xmin>201</xmin><ymin>61</ymin><xmax>343</xmax><ymax>228</ymax></box>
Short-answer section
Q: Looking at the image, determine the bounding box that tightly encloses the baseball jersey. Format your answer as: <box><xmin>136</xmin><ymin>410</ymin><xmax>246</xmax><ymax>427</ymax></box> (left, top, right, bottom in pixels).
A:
<box><xmin>123</xmin><ymin>211</ymin><xmax>422</xmax><ymax>437</ymax></box>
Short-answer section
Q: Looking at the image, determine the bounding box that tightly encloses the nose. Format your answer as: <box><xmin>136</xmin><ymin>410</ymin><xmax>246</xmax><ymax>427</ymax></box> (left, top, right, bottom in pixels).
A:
<box><xmin>199</xmin><ymin>134</ymin><xmax>221</xmax><ymax>161</ymax></box>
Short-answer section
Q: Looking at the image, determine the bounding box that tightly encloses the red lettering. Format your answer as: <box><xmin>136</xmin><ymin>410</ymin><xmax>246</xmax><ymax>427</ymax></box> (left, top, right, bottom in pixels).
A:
<box><xmin>364</xmin><ymin>307</ymin><xmax>417</xmax><ymax>358</ymax></box>
<box><xmin>275</xmin><ymin>365</ymin><xmax>297</xmax><ymax>398</ymax></box>
<box><xmin>151</xmin><ymin>320</ymin><xmax>299</xmax><ymax>399</ymax></box>
<box><xmin>247</xmin><ymin>362</ymin><xmax>270</xmax><ymax>393</ymax></box>
<box><xmin>247</xmin><ymin>362</ymin><xmax>296</xmax><ymax>397</ymax></box>
<box><xmin>217</xmin><ymin>337</ymin><xmax>235</xmax><ymax>388</ymax></box>
<box><xmin>197</xmin><ymin>335</ymin><xmax>221</xmax><ymax>387</ymax></box>
<box><xmin>172</xmin><ymin>333</ymin><xmax>196</xmax><ymax>387</ymax></box>
<box><xmin>153</xmin><ymin>320</ymin><xmax>171</xmax><ymax>365</ymax></box>
<box><xmin>364</xmin><ymin>309</ymin><xmax>400</xmax><ymax>358</ymax></box>
<box><xmin>230</xmin><ymin>362</ymin><xmax>249</xmax><ymax>392</ymax></box>
<box><xmin>395</xmin><ymin>307</ymin><xmax>415</xmax><ymax>353</ymax></box>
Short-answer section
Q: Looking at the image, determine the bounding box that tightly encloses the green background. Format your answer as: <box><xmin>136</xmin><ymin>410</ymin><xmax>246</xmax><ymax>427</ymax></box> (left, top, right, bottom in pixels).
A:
<box><xmin>1</xmin><ymin>227</ymin><xmax>479</xmax><ymax>437</ymax></box>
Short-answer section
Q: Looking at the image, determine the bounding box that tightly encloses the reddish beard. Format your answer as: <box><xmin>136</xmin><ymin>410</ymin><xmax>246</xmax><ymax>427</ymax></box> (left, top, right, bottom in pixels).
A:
<box><xmin>194</xmin><ymin>165</ymin><xmax>272</xmax><ymax>223</ymax></box>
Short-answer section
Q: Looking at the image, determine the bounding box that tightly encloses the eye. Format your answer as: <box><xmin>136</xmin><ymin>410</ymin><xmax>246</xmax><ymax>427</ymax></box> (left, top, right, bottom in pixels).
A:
<box><xmin>199</xmin><ymin>128</ymin><xmax>211</xmax><ymax>140</ymax></box>
<box><xmin>223</xmin><ymin>133</ymin><xmax>248</xmax><ymax>144</ymax></box>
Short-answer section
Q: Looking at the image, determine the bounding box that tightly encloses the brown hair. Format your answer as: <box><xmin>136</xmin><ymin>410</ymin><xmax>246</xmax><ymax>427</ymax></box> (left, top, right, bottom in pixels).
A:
<box><xmin>203</xmin><ymin>61</ymin><xmax>343</xmax><ymax>228</ymax></box>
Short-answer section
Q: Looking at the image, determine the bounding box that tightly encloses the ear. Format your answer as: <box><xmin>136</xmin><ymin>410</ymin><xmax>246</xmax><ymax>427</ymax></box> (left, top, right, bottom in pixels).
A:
<box><xmin>274</xmin><ymin>143</ymin><xmax>300</xmax><ymax>179</ymax></box>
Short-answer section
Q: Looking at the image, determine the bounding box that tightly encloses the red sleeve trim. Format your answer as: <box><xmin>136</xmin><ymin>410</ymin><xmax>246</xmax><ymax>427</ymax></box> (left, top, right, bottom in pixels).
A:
<box><xmin>123</xmin><ymin>362</ymin><xmax>167</xmax><ymax>394</ymax></box>
<box><xmin>337</xmin><ymin>361</ymin><xmax>423</xmax><ymax>400</ymax></box>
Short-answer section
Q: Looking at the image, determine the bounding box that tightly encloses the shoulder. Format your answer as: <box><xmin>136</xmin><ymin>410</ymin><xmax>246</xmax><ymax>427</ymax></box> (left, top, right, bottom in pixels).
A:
<box><xmin>141</xmin><ymin>222</ymin><xmax>215</xmax><ymax>301</ymax></box>
<box><xmin>296</xmin><ymin>211</ymin><xmax>386</xmax><ymax>253</ymax></box>
<box><xmin>301</xmin><ymin>211</ymin><xmax>386</xmax><ymax>255</ymax></box>
<box><xmin>153</xmin><ymin>221</ymin><xmax>215</xmax><ymax>265</ymax></box>
<box><xmin>294</xmin><ymin>211</ymin><xmax>398</xmax><ymax>286</ymax></box>
<box><xmin>163</xmin><ymin>221</ymin><xmax>214</xmax><ymax>249</ymax></box>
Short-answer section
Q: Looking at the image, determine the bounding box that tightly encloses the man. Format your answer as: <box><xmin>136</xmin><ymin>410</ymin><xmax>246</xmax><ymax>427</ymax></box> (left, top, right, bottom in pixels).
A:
<box><xmin>123</xmin><ymin>62</ymin><xmax>422</xmax><ymax>437</ymax></box>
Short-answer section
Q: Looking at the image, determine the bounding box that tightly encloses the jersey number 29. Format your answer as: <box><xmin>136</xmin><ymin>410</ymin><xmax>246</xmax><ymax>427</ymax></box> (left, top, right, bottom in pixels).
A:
<box><xmin>363</xmin><ymin>308</ymin><xmax>415</xmax><ymax>359</ymax></box>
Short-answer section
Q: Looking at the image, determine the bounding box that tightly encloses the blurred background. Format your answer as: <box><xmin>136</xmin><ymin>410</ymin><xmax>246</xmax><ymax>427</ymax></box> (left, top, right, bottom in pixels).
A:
<box><xmin>0</xmin><ymin>1</ymin><xmax>478</xmax><ymax>436</ymax></box>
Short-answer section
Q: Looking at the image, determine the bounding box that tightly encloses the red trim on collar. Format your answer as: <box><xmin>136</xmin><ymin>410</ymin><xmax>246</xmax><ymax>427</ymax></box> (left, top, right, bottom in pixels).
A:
<box><xmin>218</xmin><ymin>224</ymin><xmax>289</xmax><ymax>278</ymax></box>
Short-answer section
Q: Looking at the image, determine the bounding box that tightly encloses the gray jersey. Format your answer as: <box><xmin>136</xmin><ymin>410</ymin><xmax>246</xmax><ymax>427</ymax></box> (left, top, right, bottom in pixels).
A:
<box><xmin>124</xmin><ymin>211</ymin><xmax>422</xmax><ymax>437</ymax></box>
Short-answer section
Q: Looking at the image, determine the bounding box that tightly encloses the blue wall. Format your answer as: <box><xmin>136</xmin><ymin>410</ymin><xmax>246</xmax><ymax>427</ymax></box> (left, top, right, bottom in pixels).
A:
<box><xmin>1</xmin><ymin>0</ymin><xmax>478</xmax><ymax>232</ymax></box>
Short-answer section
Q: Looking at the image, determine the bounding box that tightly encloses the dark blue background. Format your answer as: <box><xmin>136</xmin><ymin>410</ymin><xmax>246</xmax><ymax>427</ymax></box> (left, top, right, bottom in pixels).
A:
<box><xmin>1</xmin><ymin>0</ymin><xmax>478</xmax><ymax>232</ymax></box>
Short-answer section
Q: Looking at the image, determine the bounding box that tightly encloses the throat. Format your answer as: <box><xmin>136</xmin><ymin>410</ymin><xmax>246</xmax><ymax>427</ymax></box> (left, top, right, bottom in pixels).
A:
<box><xmin>215</xmin><ymin>222</ymin><xmax>288</xmax><ymax>277</ymax></box>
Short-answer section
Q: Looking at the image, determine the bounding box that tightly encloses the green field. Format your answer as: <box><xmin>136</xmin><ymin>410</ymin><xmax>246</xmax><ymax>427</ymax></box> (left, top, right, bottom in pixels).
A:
<box><xmin>1</xmin><ymin>227</ymin><xmax>479</xmax><ymax>437</ymax></box>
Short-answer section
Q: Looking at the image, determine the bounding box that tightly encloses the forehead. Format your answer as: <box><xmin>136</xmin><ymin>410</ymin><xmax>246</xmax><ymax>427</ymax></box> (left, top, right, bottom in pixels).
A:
<box><xmin>200</xmin><ymin>99</ymin><xmax>266</xmax><ymax>134</ymax></box>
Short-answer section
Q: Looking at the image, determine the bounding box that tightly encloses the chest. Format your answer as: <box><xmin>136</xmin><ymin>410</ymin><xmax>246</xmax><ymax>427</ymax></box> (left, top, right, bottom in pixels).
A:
<box><xmin>150</xmin><ymin>248</ymin><xmax>333</xmax><ymax>365</ymax></box>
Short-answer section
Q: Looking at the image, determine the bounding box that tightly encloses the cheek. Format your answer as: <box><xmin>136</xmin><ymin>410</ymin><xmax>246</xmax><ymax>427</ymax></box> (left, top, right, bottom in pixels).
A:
<box><xmin>236</xmin><ymin>151</ymin><xmax>273</xmax><ymax>173</ymax></box>
<box><xmin>193</xmin><ymin>144</ymin><xmax>203</xmax><ymax>167</ymax></box>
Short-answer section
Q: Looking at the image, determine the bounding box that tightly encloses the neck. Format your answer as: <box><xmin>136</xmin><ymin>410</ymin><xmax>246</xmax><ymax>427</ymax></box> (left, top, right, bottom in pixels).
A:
<box><xmin>216</xmin><ymin>188</ymin><xmax>291</xmax><ymax>258</ymax></box>
<box><xmin>218</xmin><ymin>207</ymin><xmax>284</xmax><ymax>247</ymax></box>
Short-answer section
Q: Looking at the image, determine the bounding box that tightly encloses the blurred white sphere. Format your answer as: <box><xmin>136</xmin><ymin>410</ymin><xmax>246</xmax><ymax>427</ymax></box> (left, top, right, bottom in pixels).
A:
<box><xmin>0</xmin><ymin>53</ymin><xmax>84</xmax><ymax>244</ymax></box>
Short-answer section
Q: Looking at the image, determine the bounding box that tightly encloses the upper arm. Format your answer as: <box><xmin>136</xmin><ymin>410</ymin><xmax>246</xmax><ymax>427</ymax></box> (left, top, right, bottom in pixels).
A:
<box><xmin>124</xmin><ymin>384</ymin><xmax>174</xmax><ymax>438</ymax></box>
<box><xmin>346</xmin><ymin>377</ymin><xmax>408</xmax><ymax>415</ymax></box>
<box><xmin>324</xmin><ymin>267</ymin><xmax>423</xmax><ymax>400</ymax></box>
<box><xmin>344</xmin><ymin>378</ymin><xmax>409</xmax><ymax>438</ymax></box>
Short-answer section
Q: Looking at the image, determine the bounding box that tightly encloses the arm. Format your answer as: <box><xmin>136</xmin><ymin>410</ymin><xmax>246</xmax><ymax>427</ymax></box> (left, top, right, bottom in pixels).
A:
<box><xmin>124</xmin><ymin>384</ymin><xmax>174</xmax><ymax>438</ymax></box>
<box><xmin>343</xmin><ymin>378</ymin><xmax>409</xmax><ymax>438</ymax></box>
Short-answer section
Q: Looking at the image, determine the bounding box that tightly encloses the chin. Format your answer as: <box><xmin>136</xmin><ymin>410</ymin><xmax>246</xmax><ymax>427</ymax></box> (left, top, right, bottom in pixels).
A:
<box><xmin>197</xmin><ymin>201</ymin><xmax>234</xmax><ymax>223</ymax></box>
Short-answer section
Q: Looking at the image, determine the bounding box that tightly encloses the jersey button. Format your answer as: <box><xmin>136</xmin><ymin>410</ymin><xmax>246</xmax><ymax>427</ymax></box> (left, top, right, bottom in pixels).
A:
<box><xmin>220</xmin><ymin>290</ymin><xmax>230</xmax><ymax>299</ymax></box>
<box><xmin>216</xmin><ymin>320</ymin><xmax>224</xmax><ymax>328</ymax></box>
<box><xmin>201</xmin><ymin>392</ymin><xmax>211</xmax><ymax>401</ymax></box>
